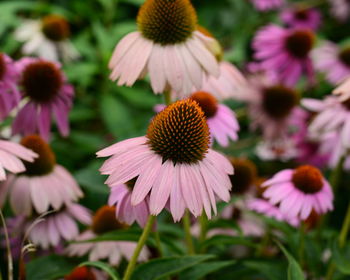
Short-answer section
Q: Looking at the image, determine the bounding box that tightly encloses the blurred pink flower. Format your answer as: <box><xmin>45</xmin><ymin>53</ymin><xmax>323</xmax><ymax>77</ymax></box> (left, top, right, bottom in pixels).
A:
<box><xmin>328</xmin><ymin>0</ymin><xmax>350</xmax><ymax>22</ymax></box>
<box><xmin>0</xmin><ymin>53</ymin><xmax>21</xmax><ymax>120</ymax></box>
<box><xmin>252</xmin><ymin>25</ymin><xmax>315</xmax><ymax>86</ymax></box>
<box><xmin>13</xmin><ymin>57</ymin><xmax>74</xmax><ymax>140</ymax></box>
<box><xmin>262</xmin><ymin>165</ymin><xmax>333</xmax><ymax>220</ymax></box>
<box><xmin>281</xmin><ymin>7</ymin><xmax>321</xmax><ymax>30</ymax></box>
<box><xmin>313</xmin><ymin>42</ymin><xmax>350</xmax><ymax>85</ymax></box>
<box><xmin>98</xmin><ymin>100</ymin><xmax>233</xmax><ymax>222</ymax></box>
<box><xmin>250</xmin><ymin>0</ymin><xmax>284</xmax><ymax>11</ymax></box>
<box><xmin>333</xmin><ymin>76</ymin><xmax>350</xmax><ymax>102</ymax></box>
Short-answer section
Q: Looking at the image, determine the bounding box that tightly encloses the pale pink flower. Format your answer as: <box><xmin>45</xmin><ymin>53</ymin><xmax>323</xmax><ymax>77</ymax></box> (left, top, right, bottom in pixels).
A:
<box><xmin>0</xmin><ymin>53</ymin><xmax>21</xmax><ymax>120</ymax></box>
<box><xmin>252</xmin><ymin>25</ymin><xmax>315</xmax><ymax>86</ymax></box>
<box><xmin>281</xmin><ymin>7</ymin><xmax>321</xmax><ymax>30</ymax></box>
<box><xmin>302</xmin><ymin>96</ymin><xmax>350</xmax><ymax>149</ymax></box>
<box><xmin>333</xmin><ymin>76</ymin><xmax>350</xmax><ymax>102</ymax></box>
<box><xmin>108</xmin><ymin>182</ymin><xmax>150</xmax><ymax>227</ymax></box>
<box><xmin>256</xmin><ymin>138</ymin><xmax>298</xmax><ymax>162</ymax></box>
<box><xmin>247</xmin><ymin>198</ymin><xmax>300</xmax><ymax>227</ymax></box>
<box><xmin>250</xmin><ymin>0</ymin><xmax>284</xmax><ymax>11</ymax></box>
<box><xmin>97</xmin><ymin>99</ymin><xmax>233</xmax><ymax>222</ymax></box>
<box><xmin>109</xmin><ymin>0</ymin><xmax>219</xmax><ymax>96</ymax></box>
<box><xmin>13</xmin><ymin>57</ymin><xmax>74</xmax><ymax>140</ymax></box>
<box><xmin>262</xmin><ymin>165</ymin><xmax>333</xmax><ymax>220</ymax></box>
<box><xmin>313</xmin><ymin>42</ymin><xmax>350</xmax><ymax>85</ymax></box>
<box><xmin>0</xmin><ymin>135</ymin><xmax>83</xmax><ymax>216</ymax></box>
<box><xmin>328</xmin><ymin>0</ymin><xmax>350</xmax><ymax>21</ymax></box>
<box><xmin>66</xmin><ymin>206</ymin><xmax>149</xmax><ymax>265</ymax></box>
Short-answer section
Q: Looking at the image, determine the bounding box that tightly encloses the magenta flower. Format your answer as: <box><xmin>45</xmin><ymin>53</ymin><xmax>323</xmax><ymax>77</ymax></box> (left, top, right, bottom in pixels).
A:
<box><xmin>0</xmin><ymin>135</ymin><xmax>83</xmax><ymax>216</ymax></box>
<box><xmin>252</xmin><ymin>25</ymin><xmax>315</xmax><ymax>86</ymax></box>
<box><xmin>313</xmin><ymin>42</ymin><xmax>350</xmax><ymax>85</ymax></box>
<box><xmin>262</xmin><ymin>165</ymin><xmax>333</xmax><ymax>220</ymax></box>
<box><xmin>109</xmin><ymin>0</ymin><xmax>219</xmax><ymax>96</ymax></box>
<box><xmin>280</xmin><ymin>7</ymin><xmax>321</xmax><ymax>30</ymax></box>
<box><xmin>329</xmin><ymin>0</ymin><xmax>350</xmax><ymax>22</ymax></box>
<box><xmin>0</xmin><ymin>53</ymin><xmax>21</xmax><ymax>120</ymax></box>
<box><xmin>13</xmin><ymin>57</ymin><xmax>74</xmax><ymax>140</ymax></box>
<box><xmin>98</xmin><ymin>99</ymin><xmax>233</xmax><ymax>222</ymax></box>
<box><xmin>250</xmin><ymin>0</ymin><xmax>284</xmax><ymax>11</ymax></box>
<box><xmin>108</xmin><ymin>182</ymin><xmax>150</xmax><ymax>227</ymax></box>
<box><xmin>66</xmin><ymin>206</ymin><xmax>149</xmax><ymax>265</ymax></box>
<box><xmin>247</xmin><ymin>198</ymin><xmax>300</xmax><ymax>227</ymax></box>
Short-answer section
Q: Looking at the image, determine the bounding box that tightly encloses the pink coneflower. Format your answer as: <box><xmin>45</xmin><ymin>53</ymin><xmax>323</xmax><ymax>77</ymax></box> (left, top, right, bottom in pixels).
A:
<box><xmin>280</xmin><ymin>6</ymin><xmax>321</xmax><ymax>30</ymax></box>
<box><xmin>12</xmin><ymin>57</ymin><xmax>74</xmax><ymax>140</ymax></box>
<box><xmin>108</xmin><ymin>180</ymin><xmax>150</xmax><ymax>228</ymax></box>
<box><xmin>248</xmin><ymin>198</ymin><xmax>299</xmax><ymax>227</ymax></box>
<box><xmin>98</xmin><ymin>99</ymin><xmax>233</xmax><ymax>221</ymax></box>
<box><xmin>109</xmin><ymin>0</ymin><xmax>219</xmax><ymax>96</ymax></box>
<box><xmin>0</xmin><ymin>135</ymin><xmax>83</xmax><ymax>216</ymax></box>
<box><xmin>250</xmin><ymin>0</ymin><xmax>284</xmax><ymax>11</ymax></box>
<box><xmin>313</xmin><ymin>42</ymin><xmax>350</xmax><ymax>85</ymax></box>
<box><xmin>252</xmin><ymin>25</ymin><xmax>315</xmax><ymax>86</ymax></box>
<box><xmin>328</xmin><ymin>0</ymin><xmax>350</xmax><ymax>22</ymax></box>
<box><xmin>302</xmin><ymin>96</ymin><xmax>350</xmax><ymax>149</ymax></box>
<box><xmin>0</xmin><ymin>53</ymin><xmax>21</xmax><ymax>120</ymax></box>
<box><xmin>66</xmin><ymin>206</ymin><xmax>149</xmax><ymax>265</ymax></box>
<box><xmin>262</xmin><ymin>165</ymin><xmax>333</xmax><ymax>220</ymax></box>
<box><xmin>256</xmin><ymin>138</ymin><xmax>298</xmax><ymax>161</ymax></box>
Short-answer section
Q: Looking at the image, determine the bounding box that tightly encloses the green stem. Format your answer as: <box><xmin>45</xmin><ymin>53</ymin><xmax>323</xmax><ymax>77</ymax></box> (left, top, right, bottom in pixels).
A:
<box><xmin>199</xmin><ymin>213</ymin><xmax>207</xmax><ymax>253</ymax></box>
<box><xmin>255</xmin><ymin>230</ymin><xmax>270</xmax><ymax>257</ymax></box>
<box><xmin>123</xmin><ymin>215</ymin><xmax>156</xmax><ymax>280</ymax></box>
<box><xmin>329</xmin><ymin>155</ymin><xmax>345</xmax><ymax>193</ymax></box>
<box><xmin>0</xmin><ymin>209</ymin><xmax>13</xmax><ymax>280</ymax></box>
<box><xmin>154</xmin><ymin>230</ymin><xmax>163</xmax><ymax>257</ymax></box>
<box><xmin>164</xmin><ymin>90</ymin><xmax>172</xmax><ymax>106</ymax></box>
<box><xmin>183</xmin><ymin>211</ymin><xmax>195</xmax><ymax>255</ymax></box>
<box><xmin>298</xmin><ymin>223</ymin><xmax>306</xmax><ymax>267</ymax></box>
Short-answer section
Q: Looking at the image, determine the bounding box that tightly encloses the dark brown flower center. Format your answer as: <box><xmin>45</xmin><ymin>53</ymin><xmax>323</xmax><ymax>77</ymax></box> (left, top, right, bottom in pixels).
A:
<box><xmin>0</xmin><ymin>54</ymin><xmax>6</xmax><ymax>80</ymax></box>
<box><xmin>42</xmin><ymin>15</ymin><xmax>70</xmax><ymax>42</ymax></box>
<box><xmin>294</xmin><ymin>9</ymin><xmax>309</xmax><ymax>20</ymax></box>
<box><xmin>339</xmin><ymin>47</ymin><xmax>350</xmax><ymax>68</ymax></box>
<box><xmin>64</xmin><ymin>266</ymin><xmax>96</xmax><ymax>280</ymax></box>
<box><xmin>229</xmin><ymin>158</ymin><xmax>257</xmax><ymax>195</ymax></box>
<box><xmin>190</xmin><ymin>91</ymin><xmax>218</xmax><ymax>118</ymax></box>
<box><xmin>231</xmin><ymin>207</ymin><xmax>242</xmax><ymax>221</ymax></box>
<box><xmin>126</xmin><ymin>177</ymin><xmax>137</xmax><ymax>190</ymax></box>
<box><xmin>342</xmin><ymin>97</ymin><xmax>350</xmax><ymax>110</ymax></box>
<box><xmin>22</xmin><ymin>61</ymin><xmax>63</xmax><ymax>103</ymax></box>
<box><xmin>137</xmin><ymin>0</ymin><xmax>197</xmax><ymax>45</ymax></box>
<box><xmin>285</xmin><ymin>30</ymin><xmax>314</xmax><ymax>58</ymax></box>
<box><xmin>262</xmin><ymin>85</ymin><xmax>298</xmax><ymax>119</ymax></box>
<box><xmin>20</xmin><ymin>135</ymin><xmax>56</xmax><ymax>176</ymax></box>
<box><xmin>91</xmin><ymin>206</ymin><xmax>127</xmax><ymax>235</ymax></box>
<box><xmin>147</xmin><ymin>99</ymin><xmax>210</xmax><ymax>164</ymax></box>
<box><xmin>292</xmin><ymin>165</ymin><xmax>323</xmax><ymax>194</ymax></box>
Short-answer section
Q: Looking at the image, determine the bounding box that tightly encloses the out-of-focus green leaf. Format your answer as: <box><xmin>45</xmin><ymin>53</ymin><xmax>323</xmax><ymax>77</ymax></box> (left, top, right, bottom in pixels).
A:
<box><xmin>333</xmin><ymin>240</ymin><xmax>350</xmax><ymax>274</ymax></box>
<box><xmin>79</xmin><ymin>261</ymin><xmax>120</xmax><ymax>280</ymax></box>
<box><xmin>277</xmin><ymin>242</ymin><xmax>306</xmax><ymax>280</ymax></box>
<box><xmin>201</xmin><ymin>235</ymin><xmax>258</xmax><ymax>249</ymax></box>
<box><xmin>244</xmin><ymin>260</ymin><xmax>287</xmax><ymax>280</ymax></box>
<box><xmin>131</xmin><ymin>255</ymin><xmax>215</xmax><ymax>280</ymax></box>
<box><xmin>74</xmin><ymin>228</ymin><xmax>143</xmax><ymax>243</ymax></box>
<box><xmin>75</xmin><ymin>160</ymin><xmax>108</xmax><ymax>194</ymax></box>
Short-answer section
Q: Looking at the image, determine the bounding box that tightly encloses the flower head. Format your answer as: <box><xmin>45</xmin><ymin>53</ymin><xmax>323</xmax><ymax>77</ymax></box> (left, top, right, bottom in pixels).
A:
<box><xmin>109</xmin><ymin>0</ymin><xmax>219</xmax><ymax>95</ymax></box>
<box><xmin>328</xmin><ymin>0</ymin><xmax>350</xmax><ymax>22</ymax></box>
<box><xmin>281</xmin><ymin>6</ymin><xmax>321</xmax><ymax>30</ymax></box>
<box><xmin>252</xmin><ymin>25</ymin><xmax>315</xmax><ymax>86</ymax></box>
<box><xmin>250</xmin><ymin>0</ymin><xmax>284</xmax><ymax>11</ymax></box>
<box><xmin>262</xmin><ymin>165</ymin><xmax>333</xmax><ymax>220</ymax></box>
<box><xmin>98</xmin><ymin>99</ymin><xmax>233</xmax><ymax>221</ymax></box>
<box><xmin>13</xmin><ymin>58</ymin><xmax>74</xmax><ymax>140</ymax></box>
<box><xmin>229</xmin><ymin>158</ymin><xmax>257</xmax><ymax>195</ymax></box>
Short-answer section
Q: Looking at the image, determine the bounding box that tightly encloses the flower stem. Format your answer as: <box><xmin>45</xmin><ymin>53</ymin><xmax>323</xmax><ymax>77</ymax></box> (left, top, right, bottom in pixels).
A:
<box><xmin>154</xmin><ymin>230</ymin><xmax>163</xmax><ymax>257</ymax></box>
<box><xmin>298</xmin><ymin>222</ymin><xmax>306</xmax><ymax>267</ymax></box>
<box><xmin>0</xmin><ymin>209</ymin><xmax>13</xmax><ymax>280</ymax></box>
<box><xmin>326</xmin><ymin>202</ymin><xmax>350</xmax><ymax>279</ymax></box>
<box><xmin>199</xmin><ymin>212</ymin><xmax>207</xmax><ymax>253</ymax></box>
<box><xmin>123</xmin><ymin>215</ymin><xmax>156</xmax><ymax>280</ymax></box>
<box><xmin>329</xmin><ymin>155</ymin><xmax>345</xmax><ymax>193</ymax></box>
<box><xmin>164</xmin><ymin>90</ymin><xmax>172</xmax><ymax>106</ymax></box>
<box><xmin>183</xmin><ymin>211</ymin><xmax>195</xmax><ymax>255</ymax></box>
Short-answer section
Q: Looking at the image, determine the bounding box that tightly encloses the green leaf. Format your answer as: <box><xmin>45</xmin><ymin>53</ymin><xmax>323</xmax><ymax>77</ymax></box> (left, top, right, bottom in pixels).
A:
<box><xmin>277</xmin><ymin>242</ymin><xmax>306</xmax><ymax>280</ymax></box>
<box><xmin>244</xmin><ymin>260</ymin><xmax>287</xmax><ymax>280</ymax></box>
<box><xmin>130</xmin><ymin>255</ymin><xmax>214</xmax><ymax>280</ymax></box>
<box><xmin>26</xmin><ymin>255</ymin><xmax>76</xmax><ymax>280</ymax></box>
<box><xmin>74</xmin><ymin>161</ymin><xmax>108</xmax><ymax>194</ymax></box>
<box><xmin>201</xmin><ymin>235</ymin><xmax>258</xmax><ymax>249</ymax></box>
<box><xmin>179</xmin><ymin>261</ymin><xmax>236</xmax><ymax>280</ymax></box>
<box><xmin>333</xmin><ymin>240</ymin><xmax>350</xmax><ymax>274</ymax></box>
<box><xmin>79</xmin><ymin>261</ymin><xmax>120</xmax><ymax>280</ymax></box>
<box><xmin>72</xmin><ymin>228</ymin><xmax>143</xmax><ymax>243</ymax></box>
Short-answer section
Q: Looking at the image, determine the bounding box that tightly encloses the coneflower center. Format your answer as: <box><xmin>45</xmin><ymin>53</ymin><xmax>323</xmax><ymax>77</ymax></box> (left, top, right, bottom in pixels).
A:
<box><xmin>342</xmin><ymin>97</ymin><xmax>350</xmax><ymax>110</ymax></box>
<box><xmin>339</xmin><ymin>47</ymin><xmax>350</xmax><ymax>68</ymax></box>
<box><xmin>22</xmin><ymin>61</ymin><xmax>63</xmax><ymax>103</ymax></box>
<box><xmin>91</xmin><ymin>206</ymin><xmax>127</xmax><ymax>235</ymax></box>
<box><xmin>65</xmin><ymin>267</ymin><xmax>96</xmax><ymax>280</ymax></box>
<box><xmin>292</xmin><ymin>165</ymin><xmax>323</xmax><ymax>194</ymax></box>
<box><xmin>285</xmin><ymin>30</ymin><xmax>314</xmax><ymax>58</ymax></box>
<box><xmin>0</xmin><ymin>54</ymin><xmax>6</xmax><ymax>80</ymax></box>
<box><xmin>294</xmin><ymin>9</ymin><xmax>309</xmax><ymax>20</ymax></box>
<box><xmin>20</xmin><ymin>135</ymin><xmax>56</xmax><ymax>176</ymax></box>
<box><xmin>137</xmin><ymin>0</ymin><xmax>197</xmax><ymax>45</ymax></box>
<box><xmin>229</xmin><ymin>158</ymin><xmax>257</xmax><ymax>195</ymax></box>
<box><xmin>262</xmin><ymin>85</ymin><xmax>298</xmax><ymax>119</ymax></box>
<box><xmin>42</xmin><ymin>15</ymin><xmax>70</xmax><ymax>42</ymax></box>
<box><xmin>190</xmin><ymin>91</ymin><xmax>218</xmax><ymax>118</ymax></box>
<box><xmin>147</xmin><ymin>99</ymin><xmax>210</xmax><ymax>164</ymax></box>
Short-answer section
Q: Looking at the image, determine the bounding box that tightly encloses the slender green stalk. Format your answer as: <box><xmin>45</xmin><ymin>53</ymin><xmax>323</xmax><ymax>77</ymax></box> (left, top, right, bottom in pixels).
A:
<box><xmin>123</xmin><ymin>215</ymin><xmax>156</xmax><ymax>280</ymax></box>
<box><xmin>329</xmin><ymin>155</ymin><xmax>345</xmax><ymax>193</ymax></box>
<box><xmin>164</xmin><ymin>90</ymin><xmax>172</xmax><ymax>106</ymax></box>
<box><xmin>199</xmin><ymin>213</ymin><xmax>208</xmax><ymax>253</ymax></box>
<box><xmin>255</xmin><ymin>230</ymin><xmax>270</xmax><ymax>257</ymax></box>
<box><xmin>183</xmin><ymin>211</ymin><xmax>195</xmax><ymax>255</ymax></box>
<box><xmin>154</xmin><ymin>230</ymin><xmax>163</xmax><ymax>257</ymax></box>
<box><xmin>298</xmin><ymin>223</ymin><xmax>306</xmax><ymax>267</ymax></box>
<box><xmin>0</xmin><ymin>209</ymin><xmax>13</xmax><ymax>280</ymax></box>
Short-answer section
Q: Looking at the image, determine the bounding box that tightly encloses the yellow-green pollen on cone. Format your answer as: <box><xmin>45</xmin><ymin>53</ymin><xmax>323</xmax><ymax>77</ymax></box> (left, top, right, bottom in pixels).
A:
<box><xmin>137</xmin><ymin>0</ymin><xmax>197</xmax><ymax>45</ymax></box>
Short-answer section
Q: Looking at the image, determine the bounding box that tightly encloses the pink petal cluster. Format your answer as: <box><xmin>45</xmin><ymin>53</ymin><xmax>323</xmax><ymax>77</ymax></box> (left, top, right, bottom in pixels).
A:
<box><xmin>250</xmin><ymin>0</ymin><xmax>284</xmax><ymax>11</ymax></box>
<box><xmin>281</xmin><ymin>7</ymin><xmax>321</xmax><ymax>30</ymax></box>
